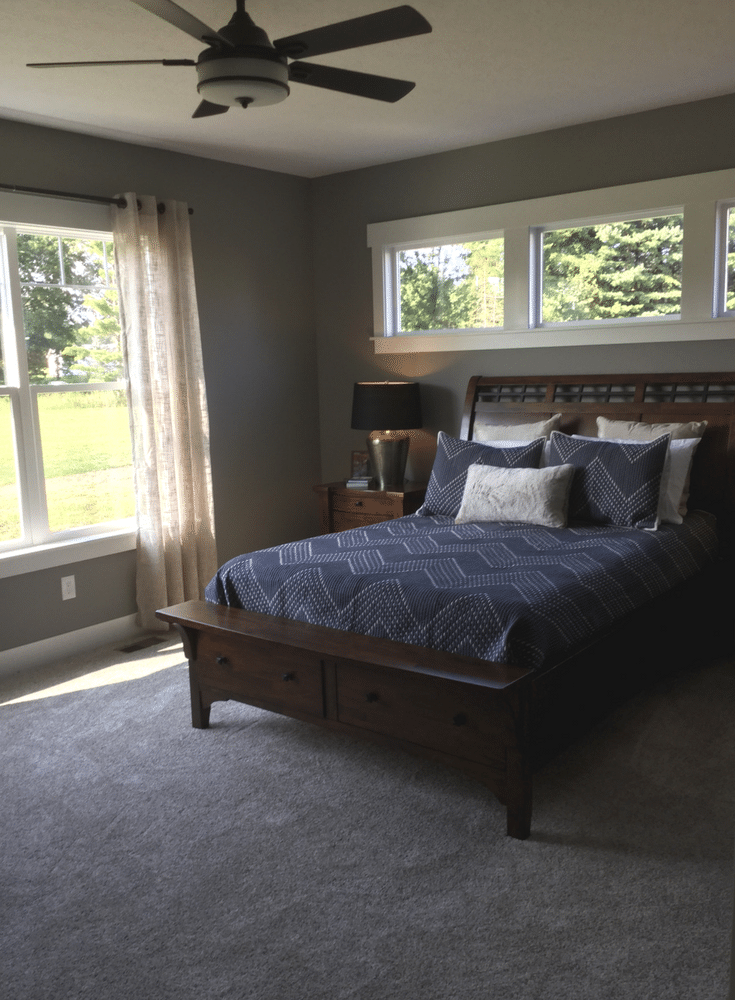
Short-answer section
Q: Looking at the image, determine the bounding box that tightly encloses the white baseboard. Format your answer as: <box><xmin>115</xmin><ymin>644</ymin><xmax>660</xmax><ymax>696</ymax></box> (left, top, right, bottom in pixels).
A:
<box><xmin>0</xmin><ymin>615</ymin><xmax>146</xmax><ymax>676</ymax></box>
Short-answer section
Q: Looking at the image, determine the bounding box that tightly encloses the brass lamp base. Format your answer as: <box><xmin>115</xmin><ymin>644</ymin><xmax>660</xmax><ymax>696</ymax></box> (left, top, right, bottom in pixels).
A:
<box><xmin>366</xmin><ymin>432</ymin><xmax>410</xmax><ymax>490</ymax></box>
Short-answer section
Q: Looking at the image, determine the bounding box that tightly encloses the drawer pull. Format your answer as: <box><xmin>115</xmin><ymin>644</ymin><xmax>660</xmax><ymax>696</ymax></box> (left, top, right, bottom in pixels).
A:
<box><xmin>453</xmin><ymin>712</ymin><xmax>468</xmax><ymax>727</ymax></box>
<box><xmin>354</xmin><ymin>500</ymin><xmax>364</xmax><ymax>507</ymax></box>
<box><xmin>365</xmin><ymin>691</ymin><xmax>379</xmax><ymax>703</ymax></box>
<box><xmin>282</xmin><ymin>672</ymin><xmax>295</xmax><ymax>682</ymax></box>
<box><xmin>216</xmin><ymin>655</ymin><xmax>229</xmax><ymax>666</ymax></box>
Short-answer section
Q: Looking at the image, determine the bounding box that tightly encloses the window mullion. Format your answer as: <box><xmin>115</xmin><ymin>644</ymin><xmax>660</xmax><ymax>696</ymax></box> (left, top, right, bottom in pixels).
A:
<box><xmin>503</xmin><ymin>227</ymin><xmax>534</xmax><ymax>330</ymax></box>
<box><xmin>387</xmin><ymin>248</ymin><xmax>398</xmax><ymax>335</ymax></box>
<box><xmin>2</xmin><ymin>227</ymin><xmax>50</xmax><ymax>544</ymax></box>
<box><xmin>680</xmin><ymin>201</ymin><xmax>718</xmax><ymax>322</ymax></box>
<box><xmin>57</xmin><ymin>235</ymin><xmax>65</xmax><ymax>286</ymax></box>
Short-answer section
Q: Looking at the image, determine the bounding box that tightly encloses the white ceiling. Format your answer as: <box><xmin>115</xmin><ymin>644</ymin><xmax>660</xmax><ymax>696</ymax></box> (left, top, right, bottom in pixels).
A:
<box><xmin>1</xmin><ymin>0</ymin><xmax>733</xmax><ymax>178</ymax></box>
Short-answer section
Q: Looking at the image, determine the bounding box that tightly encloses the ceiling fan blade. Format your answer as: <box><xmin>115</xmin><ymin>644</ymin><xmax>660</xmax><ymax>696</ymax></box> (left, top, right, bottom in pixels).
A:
<box><xmin>274</xmin><ymin>5</ymin><xmax>431</xmax><ymax>59</ymax></box>
<box><xmin>288</xmin><ymin>62</ymin><xmax>415</xmax><ymax>103</ymax></box>
<box><xmin>129</xmin><ymin>0</ymin><xmax>233</xmax><ymax>48</ymax></box>
<box><xmin>27</xmin><ymin>59</ymin><xmax>195</xmax><ymax>68</ymax></box>
<box><xmin>192</xmin><ymin>100</ymin><xmax>229</xmax><ymax>118</ymax></box>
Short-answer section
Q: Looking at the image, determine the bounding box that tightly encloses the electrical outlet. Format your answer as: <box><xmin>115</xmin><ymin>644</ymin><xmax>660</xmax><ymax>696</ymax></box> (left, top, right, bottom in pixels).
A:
<box><xmin>61</xmin><ymin>575</ymin><xmax>76</xmax><ymax>601</ymax></box>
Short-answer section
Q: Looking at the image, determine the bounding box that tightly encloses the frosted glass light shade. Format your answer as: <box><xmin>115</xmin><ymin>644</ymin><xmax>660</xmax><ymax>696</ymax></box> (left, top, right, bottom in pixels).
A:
<box><xmin>196</xmin><ymin>57</ymin><xmax>290</xmax><ymax>107</ymax></box>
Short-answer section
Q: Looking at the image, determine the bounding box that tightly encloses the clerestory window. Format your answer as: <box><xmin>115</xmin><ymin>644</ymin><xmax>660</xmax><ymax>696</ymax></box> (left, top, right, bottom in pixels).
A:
<box><xmin>368</xmin><ymin>168</ymin><xmax>735</xmax><ymax>353</ymax></box>
<box><xmin>724</xmin><ymin>203</ymin><xmax>735</xmax><ymax>315</ymax></box>
<box><xmin>539</xmin><ymin>214</ymin><xmax>684</xmax><ymax>324</ymax></box>
<box><xmin>397</xmin><ymin>237</ymin><xmax>504</xmax><ymax>332</ymax></box>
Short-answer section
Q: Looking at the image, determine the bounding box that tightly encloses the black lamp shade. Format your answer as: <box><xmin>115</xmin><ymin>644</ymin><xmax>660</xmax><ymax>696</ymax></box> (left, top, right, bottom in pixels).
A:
<box><xmin>351</xmin><ymin>381</ymin><xmax>422</xmax><ymax>431</ymax></box>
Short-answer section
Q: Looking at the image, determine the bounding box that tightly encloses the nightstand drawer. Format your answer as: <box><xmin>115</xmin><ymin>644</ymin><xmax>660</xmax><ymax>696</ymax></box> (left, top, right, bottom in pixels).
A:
<box><xmin>332</xmin><ymin>511</ymin><xmax>386</xmax><ymax>531</ymax></box>
<box><xmin>332</xmin><ymin>492</ymin><xmax>401</xmax><ymax>517</ymax></box>
<box><xmin>335</xmin><ymin>661</ymin><xmax>505</xmax><ymax>764</ymax></box>
<box><xmin>314</xmin><ymin>481</ymin><xmax>427</xmax><ymax>534</ymax></box>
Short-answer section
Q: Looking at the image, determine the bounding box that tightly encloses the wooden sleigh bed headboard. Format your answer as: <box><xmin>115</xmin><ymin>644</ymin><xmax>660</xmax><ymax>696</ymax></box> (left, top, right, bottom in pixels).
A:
<box><xmin>462</xmin><ymin>371</ymin><xmax>735</xmax><ymax>553</ymax></box>
<box><xmin>158</xmin><ymin>370</ymin><xmax>735</xmax><ymax>841</ymax></box>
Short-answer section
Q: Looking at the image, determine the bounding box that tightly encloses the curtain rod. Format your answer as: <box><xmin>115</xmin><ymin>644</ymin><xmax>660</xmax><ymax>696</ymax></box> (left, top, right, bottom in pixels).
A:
<box><xmin>0</xmin><ymin>183</ymin><xmax>193</xmax><ymax>214</ymax></box>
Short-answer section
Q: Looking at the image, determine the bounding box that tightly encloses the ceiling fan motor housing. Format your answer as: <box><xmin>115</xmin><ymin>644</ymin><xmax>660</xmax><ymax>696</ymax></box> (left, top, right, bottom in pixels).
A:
<box><xmin>196</xmin><ymin>47</ymin><xmax>290</xmax><ymax>107</ymax></box>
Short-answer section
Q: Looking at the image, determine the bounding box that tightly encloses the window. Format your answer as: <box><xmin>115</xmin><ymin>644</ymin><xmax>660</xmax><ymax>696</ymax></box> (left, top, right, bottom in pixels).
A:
<box><xmin>368</xmin><ymin>168</ymin><xmax>735</xmax><ymax>353</ymax></box>
<box><xmin>540</xmin><ymin>214</ymin><xmax>683</xmax><ymax>323</ymax></box>
<box><xmin>726</xmin><ymin>204</ymin><xmax>735</xmax><ymax>314</ymax></box>
<box><xmin>397</xmin><ymin>237</ymin><xmax>504</xmax><ymax>332</ymax></box>
<box><xmin>0</xmin><ymin>215</ymin><xmax>134</xmax><ymax>556</ymax></box>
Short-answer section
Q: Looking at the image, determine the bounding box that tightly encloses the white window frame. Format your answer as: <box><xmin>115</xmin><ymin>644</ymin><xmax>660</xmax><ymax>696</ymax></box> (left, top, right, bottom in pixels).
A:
<box><xmin>715</xmin><ymin>198</ymin><xmax>735</xmax><ymax>317</ymax></box>
<box><xmin>367</xmin><ymin>168</ymin><xmax>735</xmax><ymax>353</ymax></box>
<box><xmin>0</xmin><ymin>193</ymin><xmax>136</xmax><ymax>578</ymax></box>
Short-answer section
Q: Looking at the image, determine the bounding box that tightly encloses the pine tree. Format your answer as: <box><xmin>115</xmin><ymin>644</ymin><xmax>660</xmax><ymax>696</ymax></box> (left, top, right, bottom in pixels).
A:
<box><xmin>542</xmin><ymin>216</ymin><xmax>683</xmax><ymax>322</ymax></box>
<box><xmin>462</xmin><ymin>240</ymin><xmax>504</xmax><ymax>327</ymax></box>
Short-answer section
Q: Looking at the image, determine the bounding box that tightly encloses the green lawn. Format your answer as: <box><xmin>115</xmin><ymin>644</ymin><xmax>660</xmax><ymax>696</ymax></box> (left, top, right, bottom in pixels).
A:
<box><xmin>0</xmin><ymin>393</ymin><xmax>135</xmax><ymax>540</ymax></box>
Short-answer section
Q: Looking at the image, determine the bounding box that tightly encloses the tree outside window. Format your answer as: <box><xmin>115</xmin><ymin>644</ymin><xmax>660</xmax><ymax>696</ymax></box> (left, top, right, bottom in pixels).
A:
<box><xmin>398</xmin><ymin>238</ymin><xmax>504</xmax><ymax>332</ymax></box>
<box><xmin>541</xmin><ymin>215</ymin><xmax>684</xmax><ymax>323</ymax></box>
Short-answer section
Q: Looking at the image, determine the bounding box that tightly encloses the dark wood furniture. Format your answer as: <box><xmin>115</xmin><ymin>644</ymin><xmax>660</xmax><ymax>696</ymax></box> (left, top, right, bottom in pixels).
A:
<box><xmin>313</xmin><ymin>481</ymin><xmax>427</xmax><ymax>533</ymax></box>
<box><xmin>157</xmin><ymin>372</ymin><xmax>735</xmax><ymax>840</ymax></box>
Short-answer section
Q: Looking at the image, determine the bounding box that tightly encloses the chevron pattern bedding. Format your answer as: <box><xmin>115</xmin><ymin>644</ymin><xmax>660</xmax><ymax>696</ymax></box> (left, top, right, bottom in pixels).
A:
<box><xmin>206</xmin><ymin>511</ymin><xmax>718</xmax><ymax>670</ymax></box>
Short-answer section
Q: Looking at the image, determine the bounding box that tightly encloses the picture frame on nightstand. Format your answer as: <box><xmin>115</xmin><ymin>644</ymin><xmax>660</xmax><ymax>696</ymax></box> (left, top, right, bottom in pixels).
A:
<box><xmin>351</xmin><ymin>450</ymin><xmax>370</xmax><ymax>478</ymax></box>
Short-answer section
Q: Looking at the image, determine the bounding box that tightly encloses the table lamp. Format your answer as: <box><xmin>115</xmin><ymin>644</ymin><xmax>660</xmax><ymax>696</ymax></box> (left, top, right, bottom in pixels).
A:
<box><xmin>351</xmin><ymin>381</ymin><xmax>422</xmax><ymax>490</ymax></box>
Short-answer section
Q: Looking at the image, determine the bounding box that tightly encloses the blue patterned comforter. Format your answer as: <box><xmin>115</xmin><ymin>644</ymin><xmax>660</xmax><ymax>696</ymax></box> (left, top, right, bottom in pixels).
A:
<box><xmin>206</xmin><ymin>512</ymin><xmax>718</xmax><ymax>670</ymax></box>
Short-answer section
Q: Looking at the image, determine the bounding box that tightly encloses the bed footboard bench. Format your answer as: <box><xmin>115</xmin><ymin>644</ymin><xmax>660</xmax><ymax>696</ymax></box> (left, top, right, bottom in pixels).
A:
<box><xmin>156</xmin><ymin>600</ymin><xmax>536</xmax><ymax>839</ymax></box>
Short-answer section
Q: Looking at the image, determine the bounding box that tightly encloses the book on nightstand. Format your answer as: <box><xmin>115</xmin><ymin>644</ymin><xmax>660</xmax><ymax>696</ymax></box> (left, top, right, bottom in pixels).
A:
<box><xmin>345</xmin><ymin>477</ymin><xmax>375</xmax><ymax>489</ymax></box>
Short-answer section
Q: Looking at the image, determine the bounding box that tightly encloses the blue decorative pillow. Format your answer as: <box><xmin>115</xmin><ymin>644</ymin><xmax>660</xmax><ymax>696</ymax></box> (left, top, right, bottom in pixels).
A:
<box><xmin>547</xmin><ymin>431</ymin><xmax>670</xmax><ymax>529</ymax></box>
<box><xmin>418</xmin><ymin>432</ymin><xmax>545</xmax><ymax>516</ymax></box>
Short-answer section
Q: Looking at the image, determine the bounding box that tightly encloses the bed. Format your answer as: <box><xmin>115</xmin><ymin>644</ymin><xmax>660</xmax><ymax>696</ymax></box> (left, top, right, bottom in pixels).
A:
<box><xmin>156</xmin><ymin>372</ymin><xmax>735</xmax><ymax>839</ymax></box>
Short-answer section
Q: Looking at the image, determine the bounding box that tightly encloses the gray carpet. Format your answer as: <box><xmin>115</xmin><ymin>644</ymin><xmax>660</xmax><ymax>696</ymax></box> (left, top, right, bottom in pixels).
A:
<box><xmin>1</xmin><ymin>638</ymin><xmax>733</xmax><ymax>1000</ymax></box>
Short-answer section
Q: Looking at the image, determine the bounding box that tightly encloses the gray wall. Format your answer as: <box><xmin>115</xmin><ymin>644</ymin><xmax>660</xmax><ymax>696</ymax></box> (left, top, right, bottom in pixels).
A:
<box><xmin>0</xmin><ymin>117</ymin><xmax>320</xmax><ymax>652</ymax></box>
<box><xmin>310</xmin><ymin>94</ymin><xmax>735</xmax><ymax>486</ymax></box>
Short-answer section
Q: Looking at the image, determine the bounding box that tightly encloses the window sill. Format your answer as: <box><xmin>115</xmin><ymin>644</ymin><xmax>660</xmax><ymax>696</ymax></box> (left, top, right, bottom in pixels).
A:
<box><xmin>372</xmin><ymin>317</ymin><xmax>735</xmax><ymax>354</ymax></box>
<box><xmin>0</xmin><ymin>527</ymin><xmax>137</xmax><ymax>580</ymax></box>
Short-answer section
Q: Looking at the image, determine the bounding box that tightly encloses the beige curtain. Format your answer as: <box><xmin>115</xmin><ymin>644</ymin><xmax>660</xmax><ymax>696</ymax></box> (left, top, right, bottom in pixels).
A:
<box><xmin>112</xmin><ymin>194</ymin><xmax>217</xmax><ymax>630</ymax></box>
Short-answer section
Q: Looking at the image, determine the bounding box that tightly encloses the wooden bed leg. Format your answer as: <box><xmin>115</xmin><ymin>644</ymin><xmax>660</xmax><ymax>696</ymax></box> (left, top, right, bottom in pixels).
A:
<box><xmin>189</xmin><ymin>671</ymin><xmax>211</xmax><ymax>729</ymax></box>
<box><xmin>169</xmin><ymin>621</ymin><xmax>211</xmax><ymax>729</ymax></box>
<box><xmin>505</xmin><ymin>748</ymin><xmax>532</xmax><ymax>840</ymax></box>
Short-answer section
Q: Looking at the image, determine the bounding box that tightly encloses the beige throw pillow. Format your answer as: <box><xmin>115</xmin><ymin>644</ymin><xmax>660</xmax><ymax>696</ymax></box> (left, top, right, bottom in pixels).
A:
<box><xmin>455</xmin><ymin>463</ymin><xmax>575</xmax><ymax>528</ymax></box>
<box><xmin>474</xmin><ymin>413</ymin><xmax>561</xmax><ymax>442</ymax></box>
<box><xmin>596</xmin><ymin>415</ymin><xmax>707</xmax><ymax>440</ymax></box>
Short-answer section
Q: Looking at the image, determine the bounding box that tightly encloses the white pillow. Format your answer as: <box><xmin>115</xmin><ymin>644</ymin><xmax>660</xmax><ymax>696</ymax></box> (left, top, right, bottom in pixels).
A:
<box><xmin>474</xmin><ymin>414</ymin><xmax>561</xmax><ymax>442</ymax></box>
<box><xmin>572</xmin><ymin>434</ymin><xmax>700</xmax><ymax>523</ymax></box>
<box><xmin>455</xmin><ymin>462</ymin><xmax>575</xmax><ymax>528</ymax></box>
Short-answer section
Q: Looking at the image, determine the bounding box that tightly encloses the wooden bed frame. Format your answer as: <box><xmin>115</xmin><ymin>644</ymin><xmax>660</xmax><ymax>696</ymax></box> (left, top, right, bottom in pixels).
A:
<box><xmin>157</xmin><ymin>372</ymin><xmax>735</xmax><ymax>839</ymax></box>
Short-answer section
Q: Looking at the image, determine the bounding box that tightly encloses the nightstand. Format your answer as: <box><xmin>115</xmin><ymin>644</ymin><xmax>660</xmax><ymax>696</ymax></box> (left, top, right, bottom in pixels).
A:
<box><xmin>313</xmin><ymin>481</ymin><xmax>428</xmax><ymax>533</ymax></box>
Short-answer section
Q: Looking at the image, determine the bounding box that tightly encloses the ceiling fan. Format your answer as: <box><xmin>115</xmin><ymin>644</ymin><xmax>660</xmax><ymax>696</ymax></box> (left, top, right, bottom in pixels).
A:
<box><xmin>27</xmin><ymin>0</ymin><xmax>432</xmax><ymax>118</ymax></box>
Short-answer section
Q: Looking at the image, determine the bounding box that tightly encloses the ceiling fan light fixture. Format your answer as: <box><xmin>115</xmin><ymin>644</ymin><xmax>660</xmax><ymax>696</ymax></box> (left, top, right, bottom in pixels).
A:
<box><xmin>196</xmin><ymin>56</ymin><xmax>290</xmax><ymax>107</ymax></box>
